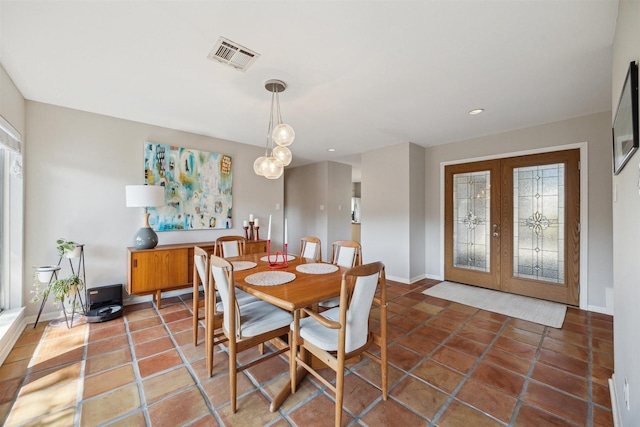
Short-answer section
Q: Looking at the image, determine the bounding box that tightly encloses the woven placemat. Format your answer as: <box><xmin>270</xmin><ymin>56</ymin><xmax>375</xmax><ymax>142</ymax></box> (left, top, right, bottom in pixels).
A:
<box><xmin>231</xmin><ymin>261</ymin><xmax>257</xmax><ymax>271</ymax></box>
<box><xmin>260</xmin><ymin>254</ymin><xmax>296</xmax><ymax>263</ymax></box>
<box><xmin>245</xmin><ymin>271</ymin><xmax>296</xmax><ymax>286</ymax></box>
<box><xmin>295</xmin><ymin>263</ymin><xmax>339</xmax><ymax>275</ymax></box>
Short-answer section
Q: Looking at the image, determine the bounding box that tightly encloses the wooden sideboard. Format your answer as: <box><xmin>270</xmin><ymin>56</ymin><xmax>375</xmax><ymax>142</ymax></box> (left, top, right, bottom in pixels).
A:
<box><xmin>127</xmin><ymin>239</ymin><xmax>267</xmax><ymax>308</ymax></box>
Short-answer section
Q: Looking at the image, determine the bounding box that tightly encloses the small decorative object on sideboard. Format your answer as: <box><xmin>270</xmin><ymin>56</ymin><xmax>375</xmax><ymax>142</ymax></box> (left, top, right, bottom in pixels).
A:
<box><xmin>243</xmin><ymin>214</ymin><xmax>261</xmax><ymax>240</ymax></box>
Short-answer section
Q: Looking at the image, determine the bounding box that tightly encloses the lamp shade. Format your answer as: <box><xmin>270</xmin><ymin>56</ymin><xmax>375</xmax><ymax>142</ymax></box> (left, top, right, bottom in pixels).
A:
<box><xmin>125</xmin><ymin>185</ymin><xmax>165</xmax><ymax>208</ymax></box>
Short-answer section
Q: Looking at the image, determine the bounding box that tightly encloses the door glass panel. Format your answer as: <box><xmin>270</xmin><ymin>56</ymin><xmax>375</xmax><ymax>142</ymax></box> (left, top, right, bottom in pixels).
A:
<box><xmin>513</xmin><ymin>163</ymin><xmax>564</xmax><ymax>284</ymax></box>
<box><xmin>453</xmin><ymin>171</ymin><xmax>490</xmax><ymax>272</ymax></box>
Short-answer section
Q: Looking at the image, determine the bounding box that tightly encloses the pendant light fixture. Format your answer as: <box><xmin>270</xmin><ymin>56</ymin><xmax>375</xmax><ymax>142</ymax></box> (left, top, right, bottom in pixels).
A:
<box><xmin>254</xmin><ymin>79</ymin><xmax>295</xmax><ymax>179</ymax></box>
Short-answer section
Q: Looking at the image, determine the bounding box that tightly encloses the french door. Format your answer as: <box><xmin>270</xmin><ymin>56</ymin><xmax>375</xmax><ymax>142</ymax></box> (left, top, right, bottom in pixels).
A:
<box><xmin>444</xmin><ymin>149</ymin><xmax>580</xmax><ymax>305</ymax></box>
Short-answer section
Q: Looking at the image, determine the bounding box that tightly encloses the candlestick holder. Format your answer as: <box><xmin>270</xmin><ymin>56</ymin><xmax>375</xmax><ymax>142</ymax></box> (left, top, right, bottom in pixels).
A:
<box><xmin>243</xmin><ymin>226</ymin><xmax>249</xmax><ymax>240</ymax></box>
<box><xmin>254</xmin><ymin>226</ymin><xmax>260</xmax><ymax>241</ymax></box>
<box><xmin>267</xmin><ymin>240</ymin><xmax>289</xmax><ymax>269</ymax></box>
<box><xmin>249</xmin><ymin>221</ymin><xmax>255</xmax><ymax>240</ymax></box>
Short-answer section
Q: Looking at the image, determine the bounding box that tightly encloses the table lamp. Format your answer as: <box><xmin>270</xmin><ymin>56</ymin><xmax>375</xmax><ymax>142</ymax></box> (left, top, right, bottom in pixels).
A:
<box><xmin>125</xmin><ymin>185</ymin><xmax>165</xmax><ymax>249</ymax></box>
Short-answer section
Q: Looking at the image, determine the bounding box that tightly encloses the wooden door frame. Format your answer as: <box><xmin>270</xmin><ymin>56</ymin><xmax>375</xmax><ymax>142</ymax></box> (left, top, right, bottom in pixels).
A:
<box><xmin>438</xmin><ymin>142</ymin><xmax>589</xmax><ymax>309</ymax></box>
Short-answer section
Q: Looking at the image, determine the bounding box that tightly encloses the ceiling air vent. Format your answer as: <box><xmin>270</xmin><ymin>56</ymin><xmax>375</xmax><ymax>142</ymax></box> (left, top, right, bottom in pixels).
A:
<box><xmin>207</xmin><ymin>37</ymin><xmax>260</xmax><ymax>72</ymax></box>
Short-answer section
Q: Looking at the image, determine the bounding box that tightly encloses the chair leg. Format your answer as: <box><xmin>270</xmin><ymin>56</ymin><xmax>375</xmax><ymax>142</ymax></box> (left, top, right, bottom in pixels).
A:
<box><xmin>289</xmin><ymin>330</ymin><xmax>298</xmax><ymax>394</ymax></box>
<box><xmin>193</xmin><ymin>285</ymin><xmax>199</xmax><ymax>346</ymax></box>
<box><xmin>230</xmin><ymin>341</ymin><xmax>238</xmax><ymax>413</ymax></box>
<box><xmin>335</xmin><ymin>367</ymin><xmax>345</xmax><ymax>427</ymax></box>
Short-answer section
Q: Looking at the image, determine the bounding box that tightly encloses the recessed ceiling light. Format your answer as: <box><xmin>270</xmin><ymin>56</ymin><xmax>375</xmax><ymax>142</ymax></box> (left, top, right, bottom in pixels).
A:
<box><xmin>469</xmin><ymin>108</ymin><xmax>485</xmax><ymax>115</ymax></box>
<box><xmin>328</xmin><ymin>148</ymin><xmax>336</xmax><ymax>152</ymax></box>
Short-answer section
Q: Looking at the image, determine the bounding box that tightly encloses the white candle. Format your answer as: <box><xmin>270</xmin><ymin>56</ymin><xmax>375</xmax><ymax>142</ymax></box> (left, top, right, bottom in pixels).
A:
<box><xmin>284</xmin><ymin>218</ymin><xmax>288</xmax><ymax>245</ymax></box>
<box><xmin>267</xmin><ymin>215</ymin><xmax>272</xmax><ymax>240</ymax></box>
<box><xmin>254</xmin><ymin>218</ymin><xmax>259</xmax><ymax>226</ymax></box>
<box><xmin>249</xmin><ymin>214</ymin><xmax>254</xmax><ymax>222</ymax></box>
<box><xmin>243</xmin><ymin>220</ymin><xmax>248</xmax><ymax>227</ymax></box>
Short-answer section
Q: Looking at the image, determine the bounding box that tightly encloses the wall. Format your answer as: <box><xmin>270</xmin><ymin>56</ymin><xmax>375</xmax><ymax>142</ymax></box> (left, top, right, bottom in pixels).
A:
<box><xmin>362</xmin><ymin>142</ymin><xmax>427</xmax><ymax>282</ymax></box>
<box><xmin>424</xmin><ymin>112</ymin><xmax>613</xmax><ymax>312</ymax></box>
<box><xmin>24</xmin><ymin>101</ymin><xmax>284</xmax><ymax>320</ymax></box>
<box><xmin>611</xmin><ymin>1</ymin><xmax>640</xmax><ymax>424</ymax></box>
<box><xmin>284</xmin><ymin>161</ymin><xmax>351</xmax><ymax>262</ymax></box>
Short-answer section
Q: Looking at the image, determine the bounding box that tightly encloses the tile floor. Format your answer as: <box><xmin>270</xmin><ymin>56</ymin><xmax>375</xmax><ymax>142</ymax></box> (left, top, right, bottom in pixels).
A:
<box><xmin>0</xmin><ymin>279</ymin><xmax>614</xmax><ymax>426</ymax></box>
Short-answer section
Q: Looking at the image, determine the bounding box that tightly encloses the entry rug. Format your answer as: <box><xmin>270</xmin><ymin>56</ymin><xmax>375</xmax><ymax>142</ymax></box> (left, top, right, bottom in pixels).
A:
<box><xmin>422</xmin><ymin>281</ymin><xmax>567</xmax><ymax>328</ymax></box>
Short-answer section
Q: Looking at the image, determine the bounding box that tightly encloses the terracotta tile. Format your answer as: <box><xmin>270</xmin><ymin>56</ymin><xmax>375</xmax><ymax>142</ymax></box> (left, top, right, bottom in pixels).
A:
<box><xmin>133</xmin><ymin>336</ymin><xmax>174</xmax><ymax>359</ymax></box>
<box><xmin>509</xmin><ymin>318</ymin><xmax>546</xmax><ymax>335</ymax></box>
<box><xmin>590</xmin><ymin>311</ymin><xmax>613</xmax><ymax>322</ymax></box>
<box><xmin>85</xmin><ymin>347</ymin><xmax>132</xmax><ymax>375</ymax></box>
<box><xmin>245</xmin><ymin>353</ymin><xmax>289</xmax><ymax>384</ymax></box>
<box><xmin>137</xmin><ymin>349</ymin><xmax>183</xmax><ymax>377</ymax></box>
<box><xmin>83</xmin><ymin>364</ymin><xmax>136</xmax><ymax>399</ymax></box>
<box><xmin>437</xmin><ymin>400</ymin><xmax>503</xmax><ymax>427</ymax></box>
<box><xmin>0</xmin><ymin>359</ymin><xmax>31</xmax><ymax>382</ymax></box>
<box><xmin>19</xmin><ymin>406</ymin><xmax>76</xmax><ymax>426</ymax></box>
<box><xmin>475</xmin><ymin>310</ymin><xmax>508</xmax><ymax>324</ymax></box>
<box><xmin>4</xmin><ymin>343</ymin><xmax>38</xmax><ymax>364</ymax></box>
<box><xmin>124</xmin><ymin>307</ymin><xmax>157</xmax><ymax>322</ymax></box>
<box><xmin>484</xmin><ymin>347</ymin><xmax>532</xmax><ymax>376</ymax></box>
<box><xmin>593</xmin><ymin>350</ymin><xmax>614</xmax><ymax>369</ymax></box>
<box><xmin>20</xmin><ymin>361</ymin><xmax>82</xmax><ymax>397</ymax></box>
<box><xmin>340</xmin><ymin>373</ymin><xmax>383</xmax><ymax>416</ymax></box>
<box><xmin>387</xmin><ymin>301</ymin><xmax>410</xmax><ymax>315</ymax></box>
<box><xmin>360</xmin><ymin>396</ymin><xmax>427</xmax><ymax>426</ymax></box>
<box><xmin>88</xmin><ymin>323</ymin><xmax>127</xmax><ymax>342</ymax></box>
<box><xmin>105</xmin><ymin>410</ymin><xmax>147</xmax><ymax>426</ymax></box>
<box><xmin>5</xmin><ymin>380</ymin><xmax>78</xmax><ymax>426</ymax></box>
<box><xmin>564</xmin><ymin>311</ymin><xmax>588</xmax><ymax>325</ymax></box>
<box><xmin>413</xmin><ymin>324</ymin><xmax>450</xmax><ymax>343</ymax></box>
<box><xmin>392</xmin><ymin>296</ymin><xmax>421</xmax><ymax>307</ymax></box>
<box><xmin>424</xmin><ymin>296</ymin><xmax>452</xmax><ymax>308</ymax></box>
<box><xmin>180</xmin><ymin>341</ymin><xmax>207</xmax><ymax>362</ymax></box>
<box><xmin>165</xmin><ymin>318</ymin><xmax>193</xmax><ymax>334</ymax></box>
<box><xmin>0</xmin><ymin>377</ymin><xmax>22</xmax><ymax>404</ymax></box>
<box><xmin>13</xmin><ymin>327</ymin><xmax>47</xmax><ymax>347</ymax></box>
<box><xmin>37</xmin><ymin>333</ymin><xmax>85</xmax><ymax>356</ymax></box>
<box><xmin>400</xmin><ymin>308</ymin><xmax>432</xmax><ymax>323</ymax></box>
<box><xmin>562</xmin><ymin>321</ymin><xmax>589</xmax><ymax>335</ymax></box>
<box><xmin>593</xmin><ymin>337</ymin><xmax>614</xmax><ymax>354</ymax></box>
<box><xmin>81</xmin><ymin>383</ymin><xmax>141</xmax><ymax>427</ymax></box>
<box><xmin>523</xmin><ymin>381</ymin><xmax>588</xmax><ymax>425</ymax></box>
<box><xmin>592</xmin><ymin>327</ymin><xmax>614</xmax><ymax>341</ymax></box>
<box><xmin>592</xmin><ymin>364</ymin><xmax>614</xmax><ymax>387</ymax></box>
<box><xmin>531</xmin><ymin>363</ymin><xmax>588</xmax><ymax>399</ymax></box>
<box><xmin>353</xmin><ymin>356</ymin><xmax>404</xmax><ymax>393</ymax></box>
<box><xmin>142</xmin><ymin>366</ymin><xmax>195</xmax><ymax>403</ymax></box>
<box><xmin>188</xmin><ymin>413</ymin><xmax>220</xmax><ymax>427</ymax></box>
<box><xmin>130</xmin><ymin>325</ymin><xmax>169</xmax><ymax>345</ymax></box>
<box><xmin>447</xmin><ymin>302</ymin><xmax>479</xmax><ymax>315</ymax></box>
<box><xmin>29</xmin><ymin>346</ymin><xmax>85</xmax><ymax>373</ymax></box>
<box><xmin>218</xmin><ymin>389</ymin><xmax>284</xmax><ymax>426</ymax></box>
<box><xmin>412</xmin><ymin>360</ymin><xmax>464</xmax><ymax>393</ymax></box>
<box><xmin>86</xmin><ymin>335</ymin><xmax>129</xmax><ymax>358</ymax></box>
<box><xmin>457</xmin><ymin>324</ymin><xmax>496</xmax><ymax>345</ymax></box>
<box><xmin>500</xmin><ymin>325</ymin><xmax>542</xmax><ymax>347</ymax></box>
<box><xmin>128</xmin><ymin>315</ymin><xmax>162</xmax><ymax>332</ymax></box>
<box><xmin>538</xmin><ymin>348</ymin><xmax>588</xmax><ymax>377</ymax></box>
<box><xmin>542</xmin><ymin>336</ymin><xmax>589</xmax><ymax>362</ymax></box>
<box><xmin>202</xmin><ymin>371</ymin><xmax>257</xmax><ymax>408</ymax></box>
<box><xmin>593</xmin><ymin>381</ymin><xmax>612</xmax><ymax>409</ymax></box>
<box><xmin>471</xmin><ymin>362</ymin><xmax>525</xmax><ymax>397</ymax></box>
<box><xmin>445</xmin><ymin>334</ymin><xmax>487</xmax><ymax>358</ymax></box>
<box><xmin>467</xmin><ymin>317</ymin><xmax>504</xmax><ymax>333</ymax></box>
<box><xmin>457</xmin><ymin>378</ymin><xmax>517</xmax><ymax>423</ymax></box>
<box><xmin>492</xmin><ymin>336</ymin><xmax>537</xmax><ymax>360</ymax></box>
<box><xmin>388</xmin><ymin>315</ymin><xmax>422</xmax><ymax>332</ymax></box>
<box><xmin>391</xmin><ymin>375</ymin><xmax>448</xmax><ymax>420</ymax></box>
<box><xmin>387</xmin><ymin>344</ymin><xmax>423</xmax><ymax>371</ymax></box>
<box><xmin>514</xmin><ymin>403</ymin><xmax>575</xmax><ymax>426</ymax></box>
<box><xmin>190</xmin><ymin>351</ymin><xmax>231</xmax><ymax>381</ymax></box>
<box><xmin>546</xmin><ymin>327</ymin><xmax>589</xmax><ymax>348</ymax></box>
<box><xmin>411</xmin><ymin>301</ymin><xmax>444</xmax><ymax>316</ymax></box>
<box><xmin>431</xmin><ymin>346</ymin><xmax>477</xmax><ymax>374</ymax></box>
<box><xmin>44</xmin><ymin>323</ymin><xmax>87</xmax><ymax>341</ymax></box>
<box><xmin>262</xmin><ymin>374</ymin><xmax>320</xmax><ymax>413</ymax></box>
<box><xmin>161</xmin><ymin>308</ymin><xmax>192</xmax><ymax>323</ymax></box>
<box><xmin>592</xmin><ymin>318</ymin><xmax>613</xmax><ymax>331</ymax></box>
<box><xmin>397</xmin><ymin>333</ymin><xmax>437</xmax><ymax>355</ymax></box>
<box><xmin>593</xmin><ymin>406</ymin><xmax>614</xmax><ymax>427</ymax></box>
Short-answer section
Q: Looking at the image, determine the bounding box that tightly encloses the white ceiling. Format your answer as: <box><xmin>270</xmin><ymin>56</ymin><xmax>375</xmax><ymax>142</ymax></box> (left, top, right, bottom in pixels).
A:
<box><xmin>0</xmin><ymin>1</ymin><xmax>618</xmax><ymax>181</ymax></box>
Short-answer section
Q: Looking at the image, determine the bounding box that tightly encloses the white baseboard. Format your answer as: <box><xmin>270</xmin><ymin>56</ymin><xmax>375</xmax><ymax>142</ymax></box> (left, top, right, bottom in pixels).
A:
<box><xmin>609</xmin><ymin>375</ymin><xmax>622</xmax><ymax>427</ymax></box>
<box><xmin>0</xmin><ymin>307</ymin><xmax>27</xmax><ymax>365</ymax></box>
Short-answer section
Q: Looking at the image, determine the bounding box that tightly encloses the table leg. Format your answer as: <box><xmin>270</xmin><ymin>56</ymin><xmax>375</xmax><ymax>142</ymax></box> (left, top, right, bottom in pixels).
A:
<box><xmin>270</xmin><ymin>366</ymin><xmax>308</xmax><ymax>412</ymax></box>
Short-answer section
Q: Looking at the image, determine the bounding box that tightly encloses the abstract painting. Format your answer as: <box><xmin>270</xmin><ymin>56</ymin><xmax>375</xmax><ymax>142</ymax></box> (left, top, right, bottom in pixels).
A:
<box><xmin>144</xmin><ymin>142</ymin><xmax>233</xmax><ymax>230</ymax></box>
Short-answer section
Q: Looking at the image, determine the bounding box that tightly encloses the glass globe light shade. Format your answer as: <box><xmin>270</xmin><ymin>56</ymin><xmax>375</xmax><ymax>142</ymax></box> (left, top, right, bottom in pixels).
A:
<box><xmin>272</xmin><ymin>123</ymin><xmax>295</xmax><ymax>146</ymax></box>
<box><xmin>262</xmin><ymin>157</ymin><xmax>284</xmax><ymax>180</ymax></box>
<box><xmin>272</xmin><ymin>146</ymin><xmax>292</xmax><ymax>166</ymax></box>
<box><xmin>253</xmin><ymin>156</ymin><xmax>267</xmax><ymax>176</ymax></box>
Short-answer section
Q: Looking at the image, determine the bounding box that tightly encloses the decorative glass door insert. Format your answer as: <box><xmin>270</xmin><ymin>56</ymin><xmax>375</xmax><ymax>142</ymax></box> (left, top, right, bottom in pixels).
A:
<box><xmin>513</xmin><ymin>163</ymin><xmax>564</xmax><ymax>284</ymax></box>
<box><xmin>453</xmin><ymin>171</ymin><xmax>491</xmax><ymax>272</ymax></box>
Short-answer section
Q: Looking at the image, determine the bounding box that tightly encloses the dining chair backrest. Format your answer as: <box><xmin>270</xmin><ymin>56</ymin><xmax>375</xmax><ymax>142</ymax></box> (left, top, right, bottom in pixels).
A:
<box><xmin>215</xmin><ymin>235</ymin><xmax>246</xmax><ymax>258</ymax></box>
<box><xmin>342</xmin><ymin>264</ymin><xmax>380</xmax><ymax>352</ymax></box>
<box><xmin>194</xmin><ymin>246</ymin><xmax>209</xmax><ymax>288</ymax></box>
<box><xmin>331</xmin><ymin>240</ymin><xmax>362</xmax><ymax>268</ymax></box>
<box><xmin>209</xmin><ymin>255</ymin><xmax>235</xmax><ymax>335</ymax></box>
<box><xmin>300</xmin><ymin>236</ymin><xmax>322</xmax><ymax>261</ymax></box>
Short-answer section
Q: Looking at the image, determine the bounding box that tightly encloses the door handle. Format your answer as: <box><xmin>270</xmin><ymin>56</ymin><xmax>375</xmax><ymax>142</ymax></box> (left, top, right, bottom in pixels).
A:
<box><xmin>492</xmin><ymin>223</ymin><xmax>499</xmax><ymax>237</ymax></box>
<box><xmin>493</xmin><ymin>232</ymin><xmax>499</xmax><ymax>238</ymax></box>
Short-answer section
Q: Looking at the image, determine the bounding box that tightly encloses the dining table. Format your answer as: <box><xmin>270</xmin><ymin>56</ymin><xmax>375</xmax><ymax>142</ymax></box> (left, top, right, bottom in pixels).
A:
<box><xmin>225</xmin><ymin>251</ymin><xmax>348</xmax><ymax>412</ymax></box>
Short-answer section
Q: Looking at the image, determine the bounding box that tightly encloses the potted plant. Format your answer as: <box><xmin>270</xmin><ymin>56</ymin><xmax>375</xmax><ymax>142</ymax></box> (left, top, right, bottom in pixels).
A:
<box><xmin>56</xmin><ymin>238</ymin><xmax>81</xmax><ymax>258</ymax></box>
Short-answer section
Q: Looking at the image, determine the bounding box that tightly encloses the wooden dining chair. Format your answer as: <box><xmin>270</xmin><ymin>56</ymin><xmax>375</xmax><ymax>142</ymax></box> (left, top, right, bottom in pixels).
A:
<box><xmin>320</xmin><ymin>239</ymin><xmax>363</xmax><ymax>308</ymax></box>
<box><xmin>299</xmin><ymin>236</ymin><xmax>322</xmax><ymax>261</ymax></box>
<box><xmin>210</xmin><ymin>255</ymin><xmax>293</xmax><ymax>413</ymax></box>
<box><xmin>214</xmin><ymin>235</ymin><xmax>246</xmax><ymax>258</ymax></box>
<box><xmin>192</xmin><ymin>246</ymin><xmax>259</xmax><ymax>376</ymax></box>
<box><xmin>289</xmin><ymin>261</ymin><xmax>388</xmax><ymax>427</ymax></box>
